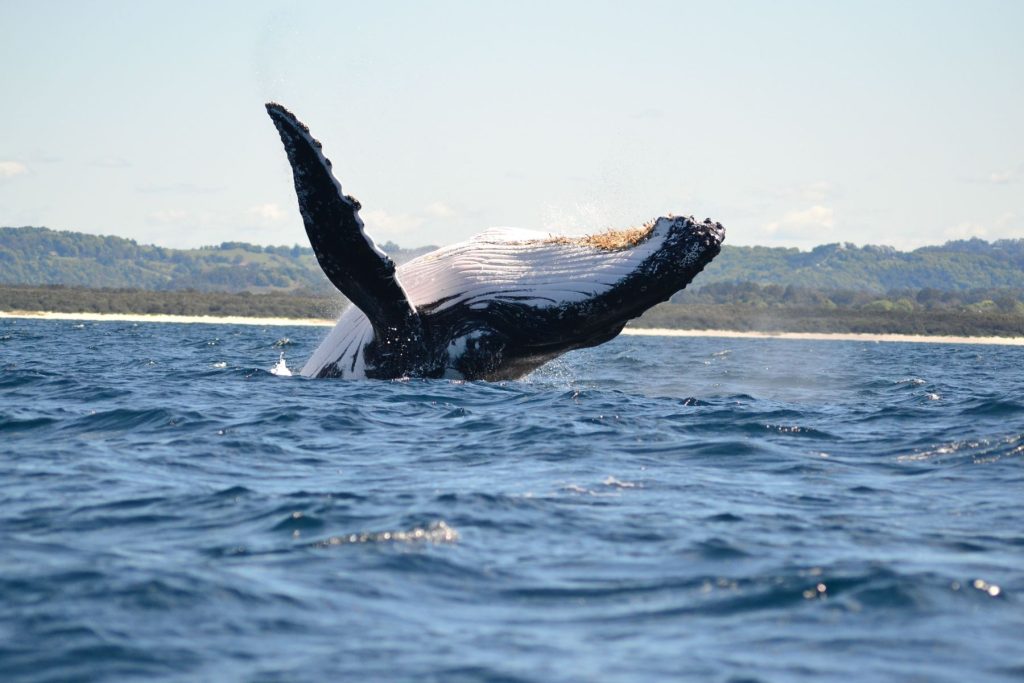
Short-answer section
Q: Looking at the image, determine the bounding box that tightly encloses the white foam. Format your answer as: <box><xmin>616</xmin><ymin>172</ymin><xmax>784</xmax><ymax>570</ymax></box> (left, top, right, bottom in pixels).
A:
<box><xmin>271</xmin><ymin>352</ymin><xmax>293</xmax><ymax>377</ymax></box>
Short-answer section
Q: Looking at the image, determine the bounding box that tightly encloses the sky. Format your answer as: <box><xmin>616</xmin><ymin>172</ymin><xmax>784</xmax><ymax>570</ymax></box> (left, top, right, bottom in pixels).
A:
<box><xmin>1</xmin><ymin>0</ymin><xmax>1022</xmax><ymax>251</ymax></box>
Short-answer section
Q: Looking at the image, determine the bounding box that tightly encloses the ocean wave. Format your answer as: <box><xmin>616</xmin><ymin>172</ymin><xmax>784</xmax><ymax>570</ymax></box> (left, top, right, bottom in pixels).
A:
<box><xmin>2</xmin><ymin>320</ymin><xmax>1022</xmax><ymax>682</ymax></box>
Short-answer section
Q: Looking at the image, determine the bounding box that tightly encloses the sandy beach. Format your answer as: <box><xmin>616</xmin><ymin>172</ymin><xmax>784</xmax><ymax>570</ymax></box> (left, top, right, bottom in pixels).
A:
<box><xmin>0</xmin><ymin>310</ymin><xmax>336</xmax><ymax>328</ymax></box>
<box><xmin>3</xmin><ymin>309</ymin><xmax>1023</xmax><ymax>346</ymax></box>
<box><xmin>622</xmin><ymin>327</ymin><xmax>1024</xmax><ymax>346</ymax></box>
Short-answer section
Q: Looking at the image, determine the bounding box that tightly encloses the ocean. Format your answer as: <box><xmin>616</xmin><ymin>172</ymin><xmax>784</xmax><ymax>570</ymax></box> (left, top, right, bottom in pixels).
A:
<box><xmin>1</xmin><ymin>318</ymin><xmax>1021</xmax><ymax>682</ymax></box>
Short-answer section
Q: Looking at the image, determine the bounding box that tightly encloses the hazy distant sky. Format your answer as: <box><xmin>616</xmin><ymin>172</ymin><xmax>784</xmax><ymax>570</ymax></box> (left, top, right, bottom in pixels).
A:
<box><xmin>1</xmin><ymin>1</ymin><xmax>1021</xmax><ymax>250</ymax></box>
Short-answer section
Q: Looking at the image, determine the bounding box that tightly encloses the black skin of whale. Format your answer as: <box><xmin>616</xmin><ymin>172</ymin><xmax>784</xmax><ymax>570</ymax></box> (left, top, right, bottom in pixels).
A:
<box><xmin>266</xmin><ymin>102</ymin><xmax>725</xmax><ymax>380</ymax></box>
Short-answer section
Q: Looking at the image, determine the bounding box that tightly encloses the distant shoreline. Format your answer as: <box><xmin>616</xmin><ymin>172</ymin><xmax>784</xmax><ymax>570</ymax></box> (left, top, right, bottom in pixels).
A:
<box><xmin>4</xmin><ymin>309</ymin><xmax>1024</xmax><ymax>346</ymax></box>
<box><xmin>623</xmin><ymin>327</ymin><xmax>1024</xmax><ymax>346</ymax></box>
<box><xmin>0</xmin><ymin>310</ymin><xmax>335</xmax><ymax>327</ymax></box>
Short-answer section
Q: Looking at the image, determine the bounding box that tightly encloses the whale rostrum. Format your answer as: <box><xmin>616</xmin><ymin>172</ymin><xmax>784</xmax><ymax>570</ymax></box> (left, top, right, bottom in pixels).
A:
<box><xmin>266</xmin><ymin>102</ymin><xmax>724</xmax><ymax>380</ymax></box>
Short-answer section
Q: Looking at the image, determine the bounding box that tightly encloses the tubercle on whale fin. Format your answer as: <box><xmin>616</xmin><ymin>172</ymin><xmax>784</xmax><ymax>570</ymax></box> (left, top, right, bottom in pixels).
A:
<box><xmin>265</xmin><ymin>102</ymin><xmax>313</xmax><ymax>137</ymax></box>
<box><xmin>265</xmin><ymin>101</ymin><xmax>419</xmax><ymax>338</ymax></box>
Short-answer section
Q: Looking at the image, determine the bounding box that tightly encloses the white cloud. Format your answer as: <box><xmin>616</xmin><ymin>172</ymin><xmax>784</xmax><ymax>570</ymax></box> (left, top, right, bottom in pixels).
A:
<box><xmin>976</xmin><ymin>164</ymin><xmax>1022</xmax><ymax>185</ymax></box>
<box><xmin>361</xmin><ymin>201</ymin><xmax>460</xmax><ymax>238</ymax></box>
<box><xmin>942</xmin><ymin>215</ymin><xmax>1024</xmax><ymax>242</ymax></box>
<box><xmin>425</xmin><ymin>201</ymin><xmax>456</xmax><ymax>218</ymax></box>
<box><xmin>799</xmin><ymin>181</ymin><xmax>833</xmax><ymax>202</ymax></box>
<box><xmin>987</xmin><ymin>165</ymin><xmax>1019</xmax><ymax>184</ymax></box>
<box><xmin>362</xmin><ymin>209</ymin><xmax>424</xmax><ymax>235</ymax></box>
<box><xmin>0</xmin><ymin>161</ymin><xmax>28</xmax><ymax>178</ymax></box>
<box><xmin>995</xmin><ymin>212</ymin><xmax>1021</xmax><ymax>230</ymax></box>
<box><xmin>248</xmin><ymin>202</ymin><xmax>288</xmax><ymax>223</ymax></box>
<box><xmin>140</xmin><ymin>209</ymin><xmax>233</xmax><ymax>247</ymax></box>
<box><xmin>763</xmin><ymin>205</ymin><xmax>835</xmax><ymax>237</ymax></box>
<box><xmin>148</xmin><ymin>208</ymin><xmax>189</xmax><ymax>224</ymax></box>
<box><xmin>943</xmin><ymin>222</ymin><xmax>988</xmax><ymax>240</ymax></box>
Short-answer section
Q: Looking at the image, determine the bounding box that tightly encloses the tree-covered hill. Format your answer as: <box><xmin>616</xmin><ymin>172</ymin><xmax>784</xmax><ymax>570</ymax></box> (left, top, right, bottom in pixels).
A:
<box><xmin>0</xmin><ymin>227</ymin><xmax>433</xmax><ymax>294</ymax></box>
<box><xmin>3</xmin><ymin>226</ymin><xmax>1024</xmax><ymax>294</ymax></box>
<box><xmin>699</xmin><ymin>239</ymin><xmax>1024</xmax><ymax>292</ymax></box>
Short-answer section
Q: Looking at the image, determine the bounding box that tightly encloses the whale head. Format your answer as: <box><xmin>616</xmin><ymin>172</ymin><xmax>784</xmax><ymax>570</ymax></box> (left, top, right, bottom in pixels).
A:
<box><xmin>602</xmin><ymin>214</ymin><xmax>726</xmax><ymax>310</ymax></box>
<box><xmin>407</xmin><ymin>214</ymin><xmax>725</xmax><ymax>380</ymax></box>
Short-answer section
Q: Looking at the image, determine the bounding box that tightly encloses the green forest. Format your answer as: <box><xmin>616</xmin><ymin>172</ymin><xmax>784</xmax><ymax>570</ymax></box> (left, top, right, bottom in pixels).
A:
<box><xmin>0</xmin><ymin>285</ymin><xmax>344</xmax><ymax>320</ymax></box>
<box><xmin>5</xmin><ymin>225</ymin><xmax>1024</xmax><ymax>293</ymax></box>
<box><xmin>2</xmin><ymin>226</ymin><xmax>1024</xmax><ymax>337</ymax></box>
<box><xmin>3</xmin><ymin>283</ymin><xmax>1022</xmax><ymax>338</ymax></box>
<box><xmin>0</xmin><ymin>226</ymin><xmax>432</xmax><ymax>294</ymax></box>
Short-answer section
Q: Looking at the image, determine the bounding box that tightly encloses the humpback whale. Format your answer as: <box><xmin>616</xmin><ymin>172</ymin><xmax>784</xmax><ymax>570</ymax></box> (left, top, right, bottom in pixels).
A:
<box><xmin>266</xmin><ymin>102</ymin><xmax>724</xmax><ymax>380</ymax></box>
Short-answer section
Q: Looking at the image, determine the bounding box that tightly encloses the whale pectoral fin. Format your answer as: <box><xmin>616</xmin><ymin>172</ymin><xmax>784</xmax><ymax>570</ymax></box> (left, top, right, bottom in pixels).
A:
<box><xmin>265</xmin><ymin>102</ymin><xmax>417</xmax><ymax>334</ymax></box>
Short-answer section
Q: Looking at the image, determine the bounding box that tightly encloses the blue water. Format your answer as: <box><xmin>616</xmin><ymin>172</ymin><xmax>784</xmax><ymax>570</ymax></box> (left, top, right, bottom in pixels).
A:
<box><xmin>2</xmin><ymin>318</ymin><xmax>1022</xmax><ymax>682</ymax></box>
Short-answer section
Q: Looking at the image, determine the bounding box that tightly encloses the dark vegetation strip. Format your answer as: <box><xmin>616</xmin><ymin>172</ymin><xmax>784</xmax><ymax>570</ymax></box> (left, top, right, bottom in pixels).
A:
<box><xmin>674</xmin><ymin>281</ymin><xmax>1024</xmax><ymax>313</ymax></box>
<box><xmin>0</xmin><ymin>285</ymin><xmax>346</xmax><ymax>320</ymax></box>
<box><xmin>2</xmin><ymin>284</ymin><xmax>1023</xmax><ymax>338</ymax></box>
<box><xmin>639</xmin><ymin>303</ymin><xmax>1024</xmax><ymax>338</ymax></box>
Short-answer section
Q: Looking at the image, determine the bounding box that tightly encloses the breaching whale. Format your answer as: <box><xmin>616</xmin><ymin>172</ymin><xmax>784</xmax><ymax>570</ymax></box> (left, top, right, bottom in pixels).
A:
<box><xmin>266</xmin><ymin>102</ymin><xmax>724</xmax><ymax>380</ymax></box>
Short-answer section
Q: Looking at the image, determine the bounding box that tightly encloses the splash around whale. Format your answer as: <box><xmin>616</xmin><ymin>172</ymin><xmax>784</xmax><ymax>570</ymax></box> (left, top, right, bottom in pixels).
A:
<box><xmin>265</xmin><ymin>102</ymin><xmax>725</xmax><ymax>380</ymax></box>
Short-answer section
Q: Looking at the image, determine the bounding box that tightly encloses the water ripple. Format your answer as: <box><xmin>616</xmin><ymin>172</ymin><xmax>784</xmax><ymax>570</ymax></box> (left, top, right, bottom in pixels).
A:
<box><xmin>1</xmin><ymin>319</ymin><xmax>1022</xmax><ymax>683</ymax></box>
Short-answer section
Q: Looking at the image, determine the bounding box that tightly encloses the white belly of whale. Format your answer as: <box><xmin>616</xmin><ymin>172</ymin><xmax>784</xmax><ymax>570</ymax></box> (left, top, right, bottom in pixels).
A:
<box><xmin>301</xmin><ymin>222</ymin><xmax>685</xmax><ymax>378</ymax></box>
